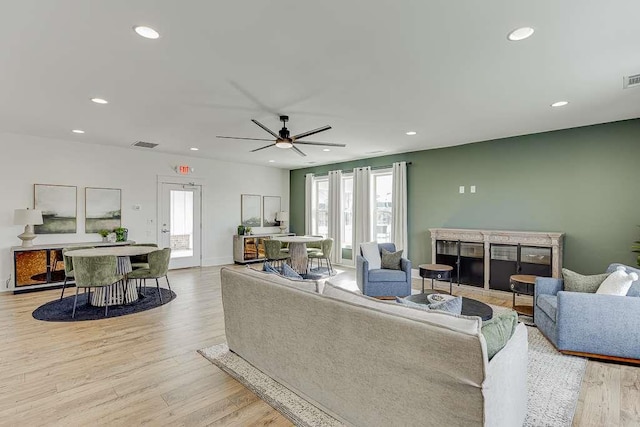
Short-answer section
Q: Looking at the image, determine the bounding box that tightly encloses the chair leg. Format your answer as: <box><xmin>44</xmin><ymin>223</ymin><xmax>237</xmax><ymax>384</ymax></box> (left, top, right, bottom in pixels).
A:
<box><xmin>327</xmin><ymin>258</ymin><xmax>333</xmax><ymax>275</ymax></box>
<box><xmin>60</xmin><ymin>277</ymin><xmax>68</xmax><ymax>300</ymax></box>
<box><xmin>156</xmin><ymin>278</ymin><xmax>164</xmax><ymax>304</ymax></box>
<box><xmin>165</xmin><ymin>276</ymin><xmax>172</xmax><ymax>292</ymax></box>
<box><xmin>105</xmin><ymin>286</ymin><xmax>110</xmax><ymax>317</ymax></box>
<box><xmin>72</xmin><ymin>286</ymin><xmax>80</xmax><ymax>318</ymax></box>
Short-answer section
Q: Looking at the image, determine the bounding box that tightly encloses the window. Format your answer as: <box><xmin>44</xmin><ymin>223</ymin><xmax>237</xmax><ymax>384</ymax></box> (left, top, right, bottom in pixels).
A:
<box><xmin>341</xmin><ymin>175</ymin><xmax>353</xmax><ymax>250</ymax></box>
<box><xmin>372</xmin><ymin>171</ymin><xmax>393</xmax><ymax>243</ymax></box>
<box><xmin>311</xmin><ymin>177</ymin><xmax>328</xmax><ymax>237</ymax></box>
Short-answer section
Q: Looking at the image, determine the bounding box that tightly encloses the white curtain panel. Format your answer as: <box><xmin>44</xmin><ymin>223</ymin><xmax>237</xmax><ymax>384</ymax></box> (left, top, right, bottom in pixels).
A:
<box><xmin>305</xmin><ymin>173</ymin><xmax>314</xmax><ymax>235</ymax></box>
<box><xmin>352</xmin><ymin>166</ymin><xmax>372</xmax><ymax>264</ymax></box>
<box><xmin>328</xmin><ymin>170</ymin><xmax>343</xmax><ymax>264</ymax></box>
<box><xmin>391</xmin><ymin>161</ymin><xmax>408</xmax><ymax>257</ymax></box>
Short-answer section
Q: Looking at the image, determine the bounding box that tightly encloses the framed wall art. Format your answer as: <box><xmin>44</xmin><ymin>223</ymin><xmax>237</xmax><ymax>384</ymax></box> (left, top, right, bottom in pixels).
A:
<box><xmin>85</xmin><ymin>187</ymin><xmax>122</xmax><ymax>233</ymax></box>
<box><xmin>34</xmin><ymin>184</ymin><xmax>77</xmax><ymax>234</ymax></box>
<box><xmin>241</xmin><ymin>194</ymin><xmax>261</xmax><ymax>227</ymax></box>
<box><xmin>262</xmin><ymin>196</ymin><xmax>281</xmax><ymax>227</ymax></box>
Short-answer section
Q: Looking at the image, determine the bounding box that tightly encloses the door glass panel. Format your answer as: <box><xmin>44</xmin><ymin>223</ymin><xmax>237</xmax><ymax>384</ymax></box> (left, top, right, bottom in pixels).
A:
<box><xmin>170</xmin><ymin>190</ymin><xmax>194</xmax><ymax>258</ymax></box>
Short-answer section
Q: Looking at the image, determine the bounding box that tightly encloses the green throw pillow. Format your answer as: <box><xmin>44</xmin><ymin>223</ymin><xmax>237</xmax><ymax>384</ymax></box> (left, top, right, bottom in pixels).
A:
<box><xmin>481</xmin><ymin>311</ymin><xmax>518</xmax><ymax>360</ymax></box>
<box><xmin>381</xmin><ymin>248</ymin><xmax>403</xmax><ymax>270</ymax></box>
<box><xmin>562</xmin><ymin>268</ymin><xmax>610</xmax><ymax>293</ymax></box>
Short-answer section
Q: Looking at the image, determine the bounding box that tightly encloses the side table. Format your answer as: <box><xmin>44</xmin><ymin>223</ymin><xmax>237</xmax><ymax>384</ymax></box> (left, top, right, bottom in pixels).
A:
<box><xmin>510</xmin><ymin>274</ymin><xmax>537</xmax><ymax>320</ymax></box>
<box><xmin>419</xmin><ymin>264</ymin><xmax>454</xmax><ymax>294</ymax></box>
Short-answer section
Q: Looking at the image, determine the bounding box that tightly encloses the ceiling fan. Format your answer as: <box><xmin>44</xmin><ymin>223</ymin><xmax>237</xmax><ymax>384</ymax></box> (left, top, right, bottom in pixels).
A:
<box><xmin>216</xmin><ymin>115</ymin><xmax>345</xmax><ymax>157</ymax></box>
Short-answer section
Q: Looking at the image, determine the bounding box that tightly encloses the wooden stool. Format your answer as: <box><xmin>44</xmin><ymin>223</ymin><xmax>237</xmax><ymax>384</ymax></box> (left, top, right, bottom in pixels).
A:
<box><xmin>419</xmin><ymin>264</ymin><xmax>454</xmax><ymax>294</ymax></box>
<box><xmin>510</xmin><ymin>274</ymin><xmax>537</xmax><ymax>320</ymax></box>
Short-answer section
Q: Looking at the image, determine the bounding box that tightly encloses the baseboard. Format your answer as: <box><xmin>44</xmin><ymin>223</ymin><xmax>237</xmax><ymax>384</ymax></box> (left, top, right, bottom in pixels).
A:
<box><xmin>202</xmin><ymin>256</ymin><xmax>234</xmax><ymax>267</ymax></box>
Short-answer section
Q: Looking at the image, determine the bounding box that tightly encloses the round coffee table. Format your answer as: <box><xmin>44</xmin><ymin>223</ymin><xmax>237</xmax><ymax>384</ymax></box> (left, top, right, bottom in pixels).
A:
<box><xmin>404</xmin><ymin>292</ymin><xmax>493</xmax><ymax>321</ymax></box>
<box><xmin>418</xmin><ymin>264</ymin><xmax>454</xmax><ymax>294</ymax></box>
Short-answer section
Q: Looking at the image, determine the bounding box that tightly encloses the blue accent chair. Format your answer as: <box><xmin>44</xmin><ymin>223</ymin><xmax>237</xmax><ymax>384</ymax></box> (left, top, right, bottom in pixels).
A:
<box><xmin>535</xmin><ymin>263</ymin><xmax>640</xmax><ymax>361</ymax></box>
<box><xmin>356</xmin><ymin>243</ymin><xmax>412</xmax><ymax>298</ymax></box>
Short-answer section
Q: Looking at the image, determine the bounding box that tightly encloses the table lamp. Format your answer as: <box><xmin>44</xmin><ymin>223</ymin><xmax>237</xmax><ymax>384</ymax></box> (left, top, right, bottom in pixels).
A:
<box><xmin>14</xmin><ymin>208</ymin><xmax>43</xmax><ymax>247</ymax></box>
<box><xmin>276</xmin><ymin>211</ymin><xmax>289</xmax><ymax>233</ymax></box>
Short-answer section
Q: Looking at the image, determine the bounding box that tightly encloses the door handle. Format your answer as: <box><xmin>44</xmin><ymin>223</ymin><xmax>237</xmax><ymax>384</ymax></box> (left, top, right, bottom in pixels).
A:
<box><xmin>161</xmin><ymin>229</ymin><xmax>170</xmax><ymax>233</ymax></box>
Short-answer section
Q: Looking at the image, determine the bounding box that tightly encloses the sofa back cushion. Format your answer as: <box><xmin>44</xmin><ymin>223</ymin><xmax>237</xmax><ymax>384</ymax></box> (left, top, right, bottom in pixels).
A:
<box><xmin>322</xmin><ymin>281</ymin><xmax>481</xmax><ymax>336</ymax></box>
<box><xmin>606</xmin><ymin>264</ymin><xmax>640</xmax><ymax>297</ymax></box>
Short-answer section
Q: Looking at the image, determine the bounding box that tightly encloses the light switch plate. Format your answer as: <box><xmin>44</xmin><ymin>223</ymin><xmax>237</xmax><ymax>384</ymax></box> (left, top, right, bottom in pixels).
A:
<box><xmin>459</xmin><ymin>186</ymin><xmax>465</xmax><ymax>194</ymax></box>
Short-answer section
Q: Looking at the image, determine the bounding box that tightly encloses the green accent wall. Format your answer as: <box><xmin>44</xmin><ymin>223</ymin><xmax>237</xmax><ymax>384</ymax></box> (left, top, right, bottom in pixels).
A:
<box><xmin>289</xmin><ymin>119</ymin><xmax>640</xmax><ymax>274</ymax></box>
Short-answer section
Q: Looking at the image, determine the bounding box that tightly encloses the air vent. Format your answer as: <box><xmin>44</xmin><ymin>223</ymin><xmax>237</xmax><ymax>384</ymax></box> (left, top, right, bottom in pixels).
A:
<box><xmin>623</xmin><ymin>74</ymin><xmax>640</xmax><ymax>89</ymax></box>
<box><xmin>132</xmin><ymin>141</ymin><xmax>158</xmax><ymax>149</ymax></box>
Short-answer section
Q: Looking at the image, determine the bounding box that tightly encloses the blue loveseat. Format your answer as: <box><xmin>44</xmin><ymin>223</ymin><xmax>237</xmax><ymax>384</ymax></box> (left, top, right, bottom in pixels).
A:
<box><xmin>535</xmin><ymin>263</ymin><xmax>640</xmax><ymax>362</ymax></box>
<box><xmin>356</xmin><ymin>243</ymin><xmax>412</xmax><ymax>297</ymax></box>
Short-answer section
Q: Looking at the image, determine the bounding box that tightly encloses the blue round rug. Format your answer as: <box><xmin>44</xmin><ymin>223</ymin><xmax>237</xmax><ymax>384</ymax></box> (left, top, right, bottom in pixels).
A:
<box><xmin>32</xmin><ymin>287</ymin><xmax>176</xmax><ymax>322</ymax></box>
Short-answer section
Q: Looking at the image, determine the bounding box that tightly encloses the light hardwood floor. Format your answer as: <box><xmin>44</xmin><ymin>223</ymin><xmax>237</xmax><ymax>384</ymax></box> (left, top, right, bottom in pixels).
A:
<box><xmin>0</xmin><ymin>265</ymin><xmax>637</xmax><ymax>426</ymax></box>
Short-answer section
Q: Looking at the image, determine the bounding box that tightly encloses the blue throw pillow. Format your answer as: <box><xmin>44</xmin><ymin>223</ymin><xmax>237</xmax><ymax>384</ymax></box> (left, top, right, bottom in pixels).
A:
<box><xmin>262</xmin><ymin>262</ymin><xmax>280</xmax><ymax>274</ymax></box>
<box><xmin>396</xmin><ymin>295</ymin><xmax>463</xmax><ymax>315</ymax></box>
<box><xmin>281</xmin><ymin>263</ymin><xmax>303</xmax><ymax>280</ymax></box>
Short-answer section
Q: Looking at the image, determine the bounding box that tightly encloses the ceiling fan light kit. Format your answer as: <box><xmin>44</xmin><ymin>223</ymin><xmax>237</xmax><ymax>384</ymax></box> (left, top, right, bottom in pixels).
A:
<box><xmin>217</xmin><ymin>115</ymin><xmax>345</xmax><ymax>157</ymax></box>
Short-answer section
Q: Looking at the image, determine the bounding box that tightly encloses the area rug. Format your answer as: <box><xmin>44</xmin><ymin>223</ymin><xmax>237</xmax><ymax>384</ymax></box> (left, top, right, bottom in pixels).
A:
<box><xmin>32</xmin><ymin>287</ymin><xmax>176</xmax><ymax>322</ymax></box>
<box><xmin>198</xmin><ymin>327</ymin><xmax>586</xmax><ymax>427</ymax></box>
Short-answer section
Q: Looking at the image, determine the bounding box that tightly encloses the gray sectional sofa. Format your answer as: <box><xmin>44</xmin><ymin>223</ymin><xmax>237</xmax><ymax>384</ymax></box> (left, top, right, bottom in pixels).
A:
<box><xmin>535</xmin><ymin>263</ymin><xmax>640</xmax><ymax>361</ymax></box>
<box><xmin>221</xmin><ymin>267</ymin><xmax>528</xmax><ymax>427</ymax></box>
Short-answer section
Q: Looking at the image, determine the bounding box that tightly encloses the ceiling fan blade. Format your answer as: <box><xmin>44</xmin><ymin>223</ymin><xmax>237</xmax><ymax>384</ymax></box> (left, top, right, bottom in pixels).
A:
<box><xmin>291</xmin><ymin>145</ymin><xmax>307</xmax><ymax>157</ymax></box>
<box><xmin>293</xmin><ymin>141</ymin><xmax>346</xmax><ymax>148</ymax></box>
<box><xmin>216</xmin><ymin>136</ymin><xmax>275</xmax><ymax>142</ymax></box>
<box><xmin>292</xmin><ymin>125</ymin><xmax>332</xmax><ymax>140</ymax></box>
<box><xmin>251</xmin><ymin>119</ymin><xmax>280</xmax><ymax>139</ymax></box>
<box><xmin>250</xmin><ymin>144</ymin><xmax>276</xmax><ymax>152</ymax></box>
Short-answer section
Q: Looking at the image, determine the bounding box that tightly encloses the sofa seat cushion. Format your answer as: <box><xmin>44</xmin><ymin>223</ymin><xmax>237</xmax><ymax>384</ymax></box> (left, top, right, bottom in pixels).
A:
<box><xmin>537</xmin><ymin>294</ymin><xmax>558</xmax><ymax>321</ymax></box>
<box><xmin>368</xmin><ymin>269</ymin><xmax>406</xmax><ymax>282</ymax></box>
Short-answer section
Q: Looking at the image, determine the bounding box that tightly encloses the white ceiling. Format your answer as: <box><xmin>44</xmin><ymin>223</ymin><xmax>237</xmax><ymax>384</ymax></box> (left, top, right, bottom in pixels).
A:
<box><xmin>1</xmin><ymin>1</ymin><xmax>639</xmax><ymax>169</ymax></box>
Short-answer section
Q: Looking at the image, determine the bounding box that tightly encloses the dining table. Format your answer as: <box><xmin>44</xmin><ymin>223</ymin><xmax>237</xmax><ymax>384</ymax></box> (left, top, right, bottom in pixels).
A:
<box><xmin>66</xmin><ymin>246</ymin><xmax>157</xmax><ymax>306</ymax></box>
<box><xmin>273</xmin><ymin>236</ymin><xmax>324</xmax><ymax>274</ymax></box>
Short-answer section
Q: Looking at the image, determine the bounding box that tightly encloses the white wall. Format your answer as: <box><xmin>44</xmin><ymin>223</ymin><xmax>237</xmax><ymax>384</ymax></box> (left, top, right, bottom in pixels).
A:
<box><xmin>0</xmin><ymin>132</ymin><xmax>289</xmax><ymax>291</ymax></box>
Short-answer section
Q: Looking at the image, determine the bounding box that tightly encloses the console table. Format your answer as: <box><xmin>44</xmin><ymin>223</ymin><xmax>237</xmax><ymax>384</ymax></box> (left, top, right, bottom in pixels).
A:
<box><xmin>429</xmin><ymin>228</ymin><xmax>564</xmax><ymax>292</ymax></box>
<box><xmin>9</xmin><ymin>240</ymin><xmax>135</xmax><ymax>293</ymax></box>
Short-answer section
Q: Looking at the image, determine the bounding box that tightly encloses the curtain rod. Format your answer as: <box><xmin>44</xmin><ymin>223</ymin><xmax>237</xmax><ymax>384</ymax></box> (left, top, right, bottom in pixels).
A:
<box><xmin>311</xmin><ymin>162</ymin><xmax>412</xmax><ymax>177</ymax></box>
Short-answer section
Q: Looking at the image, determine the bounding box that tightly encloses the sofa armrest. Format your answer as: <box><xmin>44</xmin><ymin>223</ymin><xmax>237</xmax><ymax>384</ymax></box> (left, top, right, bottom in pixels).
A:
<box><xmin>535</xmin><ymin>277</ymin><xmax>563</xmax><ymax>298</ymax></box>
<box><xmin>556</xmin><ymin>291</ymin><xmax>640</xmax><ymax>358</ymax></box>
<box><xmin>356</xmin><ymin>255</ymin><xmax>368</xmax><ymax>293</ymax></box>
<box><xmin>400</xmin><ymin>258</ymin><xmax>412</xmax><ymax>281</ymax></box>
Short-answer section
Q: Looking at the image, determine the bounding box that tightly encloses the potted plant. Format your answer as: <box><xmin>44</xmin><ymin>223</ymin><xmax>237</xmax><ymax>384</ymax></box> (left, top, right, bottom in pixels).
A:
<box><xmin>98</xmin><ymin>229</ymin><xmax>111</xmax><ymax>242</ymax></box>
<box><xmin>237</xmin><ymin>225</ymin><xmax>246</xmax><ymax>236</ymax></box>
<box><xmin>245</xmin><ymin>226</ymin><xmax>252</xmax><ymax>235</ymax></box>
<box><xmin>633</xmin><ymin>228</ymin><xmax>640</xmax><ymax>267</ymax></box>
<box><xmin>113</xmin><ymin>227</ymin><xmax>128</xmax><ymax>242</ymax></box>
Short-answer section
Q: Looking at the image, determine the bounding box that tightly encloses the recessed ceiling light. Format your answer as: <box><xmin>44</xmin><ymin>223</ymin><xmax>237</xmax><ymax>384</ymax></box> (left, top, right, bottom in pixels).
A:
<box><xmin>72</xmin><ymin>129</ymin><xmax>85</xmax><ymax>134</ymax></box>
<box><xmin>190</xmin><ymin>147</ymin><xmax>199</xmax><ymax>151</ymax></box>
<box><xmin>322</xmin><ymin>148</ymin><xmax>331</xmax><ymax>152</ymax></box>
<box><xmin>268</xmin><ymin>160</ymin><xmax>275</xmax><ymax>163</ymax></box>
<box><xmin>507</xmin><ymin>27</ymin><xmax>535</xmax><ymax>41</ymax></box>
<box><xmin>134</xmin><ymin>26</ymin><xmax>160</xmax><ymax>39</ymax></box>
<box><xmin>91</xmin><ymin>98</ymin><xmax>108</xmax><ymax>104</ymax></box>
<box><xmin>406</xmin><ymin>131</ymin><xmax>417</xmax><ymax>136</ymax></box>
<box><xmin>551</xmin><ymin>101</ymin><xmax>569</xmax><ymax>107</ymax></box>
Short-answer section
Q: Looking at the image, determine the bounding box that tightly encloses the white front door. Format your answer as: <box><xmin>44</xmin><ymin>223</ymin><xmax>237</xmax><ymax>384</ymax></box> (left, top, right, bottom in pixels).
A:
<box><xmin>159</xmin><ymin>183</ymin><xmax>202</xmax><ymax>269</ymax></box>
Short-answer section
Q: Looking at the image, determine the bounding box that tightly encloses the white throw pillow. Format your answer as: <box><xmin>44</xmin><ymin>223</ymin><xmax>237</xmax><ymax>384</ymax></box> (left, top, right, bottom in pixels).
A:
<box><xmin>360</xmin><ymin>242</ymin><xmax>381</xmax><ymax>270</ymax></box>
<box><xmin>596</xmin><ymin>266</ymin><xmax>639</xmax><ymax>296</ymax></box>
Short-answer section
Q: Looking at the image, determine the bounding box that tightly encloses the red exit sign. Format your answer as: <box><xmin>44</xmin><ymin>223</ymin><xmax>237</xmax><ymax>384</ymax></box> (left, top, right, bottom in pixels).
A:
<box><xmin>177</xmin><ymin>165</ymin><xmax>192</xmax><ymax>175</ymax></box>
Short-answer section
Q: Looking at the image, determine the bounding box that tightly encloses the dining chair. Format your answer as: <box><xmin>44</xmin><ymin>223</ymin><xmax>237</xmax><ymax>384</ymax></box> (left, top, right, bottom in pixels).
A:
<box><xmin>60</xmin><ymin>246</ymin><xmax>95</xmax><ymax>300</ymax></box>
<box><xmin>130</xmin><ymin>243</ymin><xmax>159</xmax><ymax>270</ymax></box>
<box><xmin>264</xmin><ymin>239</ymin><xmax>290</xmax><ymax>269</ymax></box>
<box><xmin>308</xmin><ymin>238</ymin><xmax>334</xmax><ymax>275</ymax></box>
<box><xmin>72</xmin><ymin>255</ymin><xmax>124</xmax><ymax>318</ymax></box>
<box><xmin>306</xmin><ymin>235</ymin><xmax>323</xmax><ymax>255</ymax></box>
<box><xmin>127</xmin><ymin>248</ymin><xmax>172</xmax><ymax>304</ymax></box>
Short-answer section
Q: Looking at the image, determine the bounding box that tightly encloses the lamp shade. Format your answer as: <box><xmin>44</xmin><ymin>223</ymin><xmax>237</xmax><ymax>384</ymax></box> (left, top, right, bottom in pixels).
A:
<box><xmin>276</xmin><ymin>211</ymin><xmax>289</xmax><ymax>221</ymax></box>
<box><xmin>14</xmin><ymin>208</ymin><xmax>43</xmax><ymax>225</ymax></box>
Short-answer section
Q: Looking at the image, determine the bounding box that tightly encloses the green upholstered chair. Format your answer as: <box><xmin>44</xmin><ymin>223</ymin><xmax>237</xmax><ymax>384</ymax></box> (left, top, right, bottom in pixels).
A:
<box><xmin>72</xmin><ymin>255</ymin><xmax>124</xmax><ymax>318</ymax></box>
<box><xmin>130</xmin><ymin>243</ymin><xmax>159</xmax><ymax>270</ymax></box>
<box><xmin>308</xmin><ymin>238</ymin><xmax>334</xmax><ymax>275</ymax></box>
<box><xmin>306</xmin><ymin>236</ymin><xmax>323</xmax><ymax>255</ymax></box>
<box><xmin>264</xmin><ymin>239</ymin><xmax>290</xmax><ymax>269</ymax></box>
<box><xmin>127</xmin><ymin>248</ymin><xmax>172</xmax><ymax>304</ymax></box>
<box><xmin>60</xmin><ymin>246</ymin><xmax>95</xmax><ymax>300</ymax></box>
